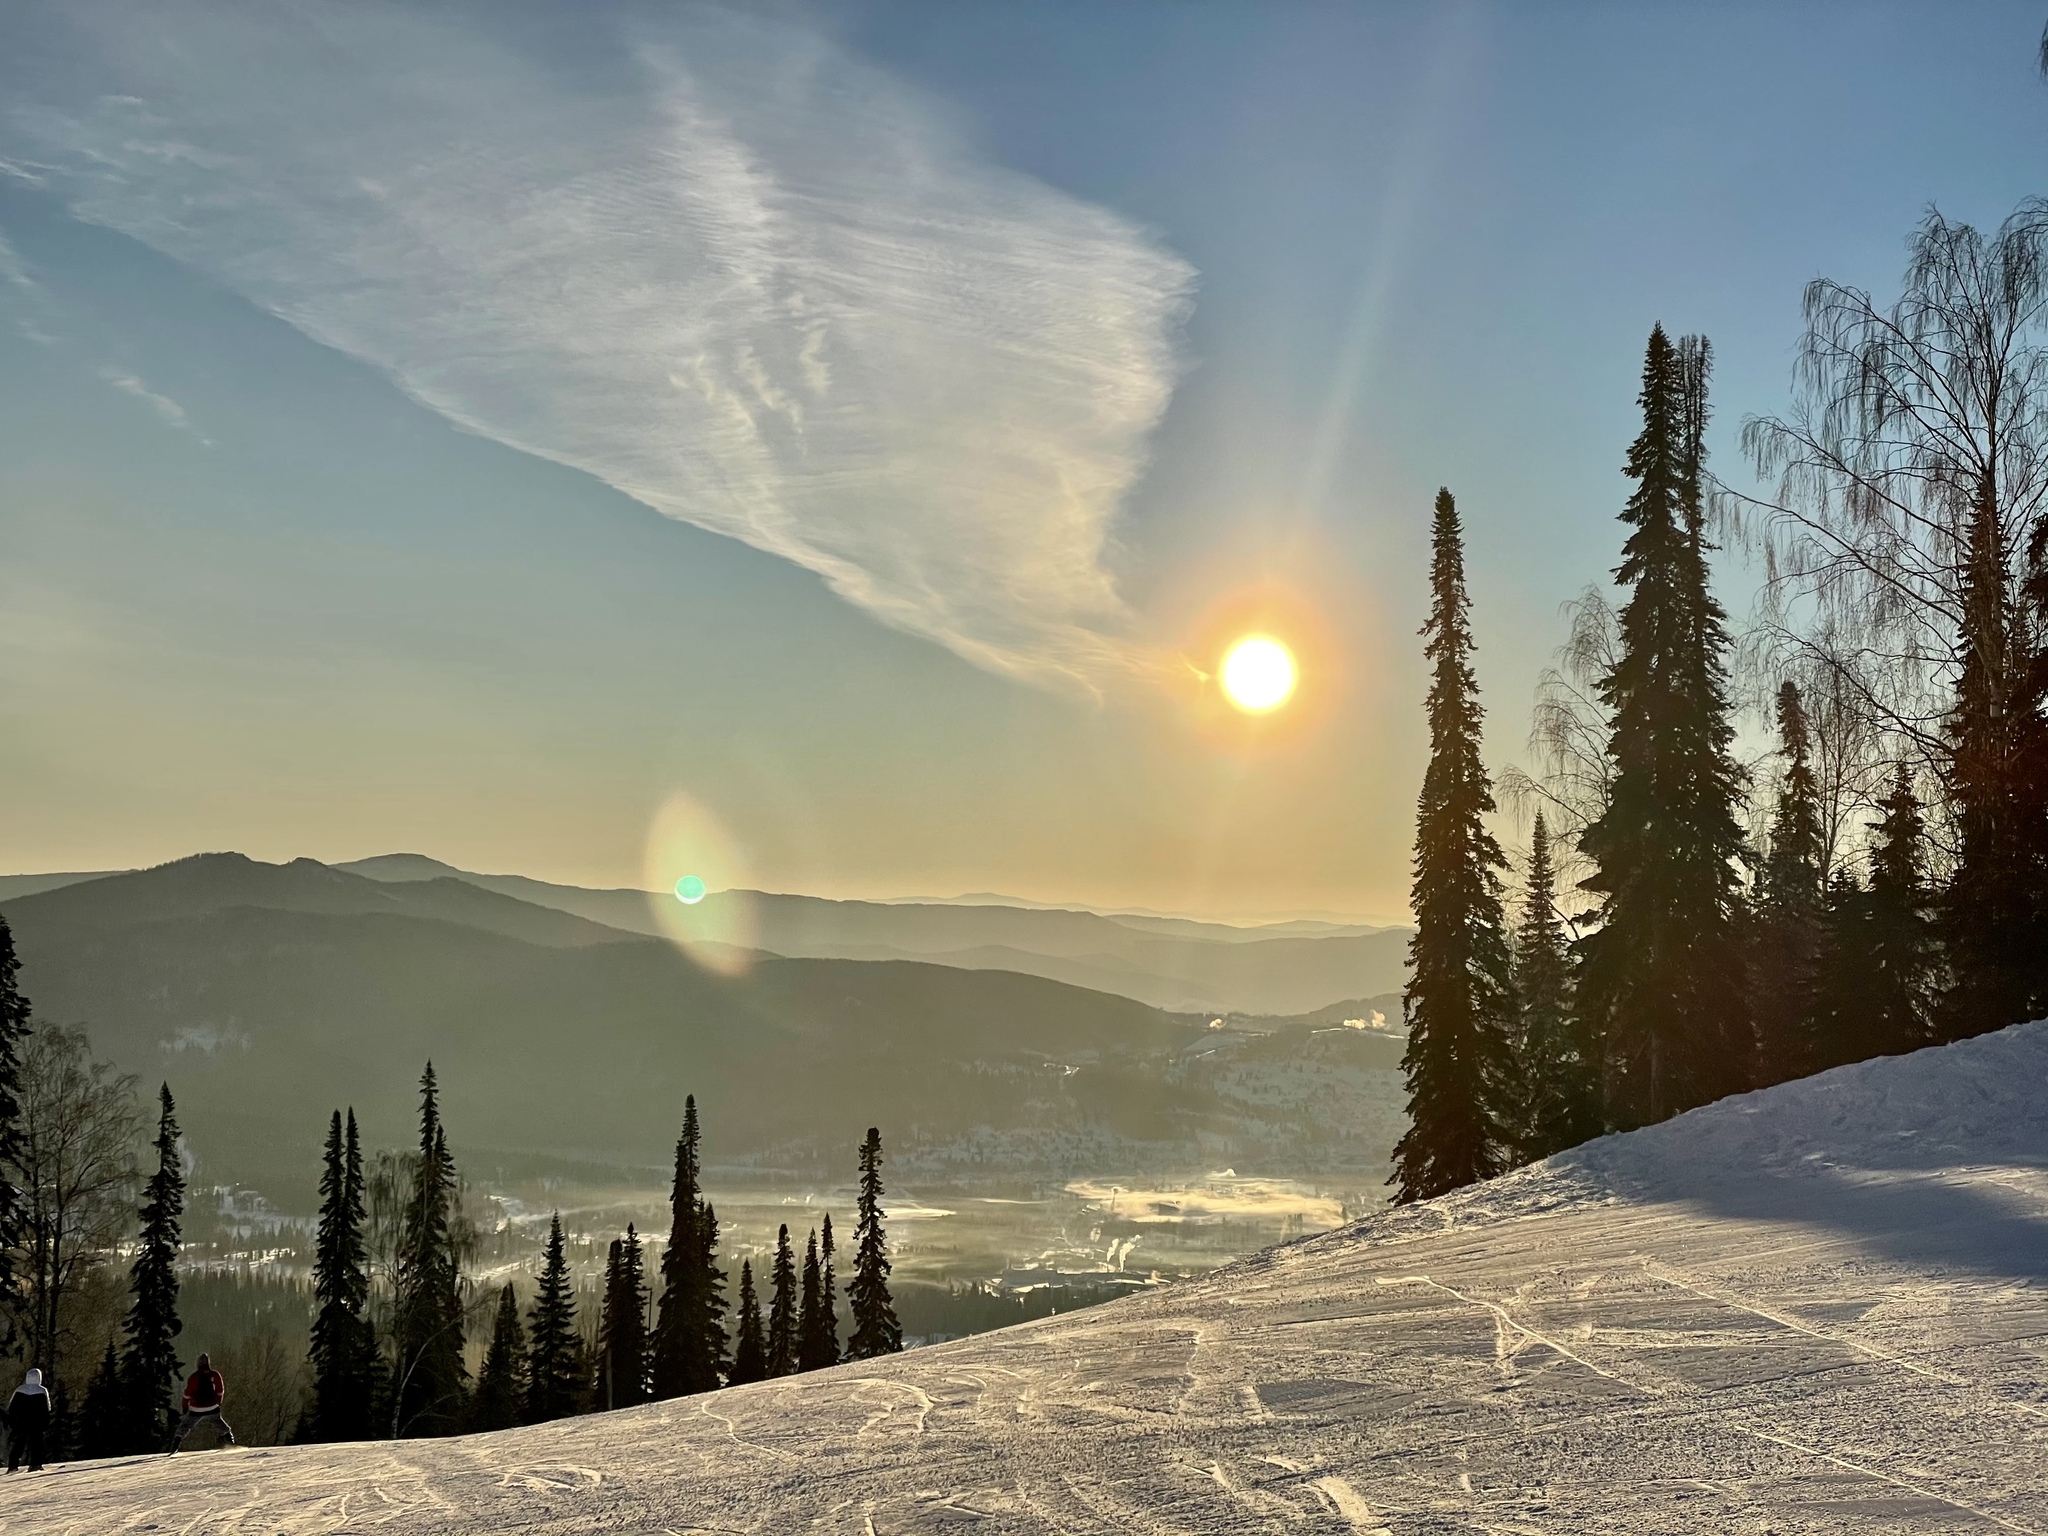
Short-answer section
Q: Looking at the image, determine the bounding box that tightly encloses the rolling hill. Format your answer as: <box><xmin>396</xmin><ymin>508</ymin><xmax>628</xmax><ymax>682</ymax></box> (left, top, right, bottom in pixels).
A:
<box><xmin>1</xmin><ymin>856</ymin><xmax>1407</xmax><ymax>1196</ymax></box>
<box><xmin>336</xmin><ymin>852</ymin><xmax>1414</xmax><ymax>1014</ymax></box>
<box><xmin>14</xmin><ymin>1020</ymin><xmax>2046</xmax><ymax>1532</ymax></box>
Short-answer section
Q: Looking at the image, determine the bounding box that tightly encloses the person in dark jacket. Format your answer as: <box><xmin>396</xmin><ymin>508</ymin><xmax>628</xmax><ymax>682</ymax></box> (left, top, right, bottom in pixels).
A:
<box><xmin>169</xmin><ymin>1353</ymin><xmax>236</xmax><ymax>1451</ymax></box>
<box><xmin>6</xmin><ymin>1368</ymin><xmax>51</xmax><ymax>1472</ymax></box>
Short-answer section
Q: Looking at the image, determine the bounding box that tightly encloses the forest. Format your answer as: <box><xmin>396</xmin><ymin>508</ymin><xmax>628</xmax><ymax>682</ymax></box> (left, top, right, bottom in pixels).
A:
<box><xmin>0</xmin><ymin>950</ymin><xmax>905</xmax><ymax>1459</ymax></box>
<box><xmin>1396</xmin><ymin>199</ymin><xmax>2048</xmax><ymax>1201</ymax></box>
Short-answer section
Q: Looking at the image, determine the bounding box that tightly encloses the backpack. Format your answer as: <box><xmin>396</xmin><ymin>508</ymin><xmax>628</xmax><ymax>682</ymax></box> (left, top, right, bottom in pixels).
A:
<box><xmin>189</xmin><ymin>1370</ymin><xmax>221</xmax><ymax>1408</ymax></box>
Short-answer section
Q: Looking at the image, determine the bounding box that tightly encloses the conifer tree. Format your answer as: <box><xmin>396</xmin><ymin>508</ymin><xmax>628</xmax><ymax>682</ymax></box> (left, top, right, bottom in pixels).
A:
<box><xmin>1391</xmin><ymin>489</ymin><xmax>1518</xmax><ymax>1202</ymax></box>
<box><xmin>470</xmin><ymin>1283</ymin><xmax>526</xmax><ymax>1432</ymax></box>
<box><xmin>846</xmin><ymin>1129</ymin><xmax>901</xmax><ymax>1359</ymax></box>
<box><xmin>307</xmin><ymin>1108</ymin><xmax>374</xmax><ymax>1441</ymax></box>
<box><xmin>1865</xmin><ymin>767</ymin><xmax>1938</xmax><ymax>1054</ymax></box>
<box><xmin>651</xmin><ymin>1096</ymin><xmax>725</xmax><ymax>1396</ymax></box>
<box><xmin>796</xmin><ymin>1230</ymin><xmax>824</xmax><ymax>1372</ymax></box>
<box><xmin>78</xmin><ymin>1338</ymin><xmax>122</xmax><ymax>1459</ymax></box>
<box><xmin>727</xmin><ymin>1259</ymin><xmax>767</xmax><ymax>1386</ymax></box>
<box><xmin>693</xmin><ymin>1201</ymin><xmax>728</xmax><ymax>1386</ymax></box>
<box><xmin>1818</xmin><ymin>767</ymin><xmax>1937</xmax><ymax>1065</ymax></box>
<box><xmin>651</xmin><ymin>1100</ymin><xmax>700</xmax><ymax>1398</ymax></box>
<box><xmin>1753</xmin><ymin>681</ymin><xmax>1828</xmax><ymax>1085</ymax></box>
<box><xmin>596</xmin><ymin>1226</ymin><xmax>650</xmax><ymax>1410</ymax></box>
<box><xmin>765</xmin><ymin>1223</ymin><xmax>798</xmax><ymax>1376</ymax></box>
<box><xmin>391</xmin><ymin>1066</ymin><xmax>466</xmax><ymax>1436</ymax></box>
<box><xmin>1941</xmin><ymin>478</ymin><xmax>2048</xmax><ymax>1039</ymax></box>
<box><xmin>1513</xmin><ymin>814</ymin><xmax>1600</xmax><ymax>1161</ymax></box>
<box><xmin>799</xmin><ymin>1217</ymin><xmax>838</xmax><ymax>1370</ymax></box>
<box><xmin>0</xmin><ymin>916</ymin><xmax>31</xmax><ymax>1293</ymax></box>
<box><xmin>118</xmin><ymin>1084</ymin><xmax>184</xmax><ymax>1451</ymax></box>
<box><xmin>1577</xmin><ymin>327</ymin><xmax>1752</xmax><ymax>1128</ymax></box>
<box><xmin>525</xmin><ymin>1213</ymin><xmax>582</xmax><ymax>1423</ymax></box>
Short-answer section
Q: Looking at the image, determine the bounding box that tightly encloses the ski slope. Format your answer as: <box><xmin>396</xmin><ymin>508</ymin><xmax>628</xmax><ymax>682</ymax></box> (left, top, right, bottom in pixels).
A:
<box><xmin>11</xmin><ymin>1023</ymin><xmax>2048</xmax><ymax>1534</ymax></box>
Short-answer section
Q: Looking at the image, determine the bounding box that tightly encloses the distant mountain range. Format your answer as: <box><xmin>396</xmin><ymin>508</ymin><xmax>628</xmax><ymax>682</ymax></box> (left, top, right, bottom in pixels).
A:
<box><xmin>328</xmin><ymin>853</ymin><xmax>1411</xmax><ymax>1016</ymax></box>
<box><xmin>0</xmin><ymin>855</ymin><xmax>1409</xmax><ymax>1198</ymax></box>
<box><xmin>0</xmin><ymin>857</ymin><xmax>1412</xmax><ymax>1017</ymax></box>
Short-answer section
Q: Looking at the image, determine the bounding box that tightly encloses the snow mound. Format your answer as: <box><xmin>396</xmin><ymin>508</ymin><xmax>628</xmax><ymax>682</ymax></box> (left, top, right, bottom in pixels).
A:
<box><xmin>11</xmin><ymin>1024</ymin><xmax>2048</xmax><ymax>1534</ymax></box>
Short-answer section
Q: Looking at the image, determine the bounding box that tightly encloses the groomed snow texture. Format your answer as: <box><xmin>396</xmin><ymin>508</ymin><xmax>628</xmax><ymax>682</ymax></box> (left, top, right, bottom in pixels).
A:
<box><xmin>11</xmin><ymin>1022</ymin><xmax>2048</xmax><ymax>1533</ymax></box>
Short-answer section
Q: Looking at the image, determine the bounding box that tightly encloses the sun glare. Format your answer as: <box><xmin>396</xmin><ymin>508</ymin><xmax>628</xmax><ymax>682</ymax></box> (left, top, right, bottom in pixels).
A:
<box><xmin>1220</xmin><ymin>634</ymin><xmax>1297</xmax><ymax>713</ymax></box>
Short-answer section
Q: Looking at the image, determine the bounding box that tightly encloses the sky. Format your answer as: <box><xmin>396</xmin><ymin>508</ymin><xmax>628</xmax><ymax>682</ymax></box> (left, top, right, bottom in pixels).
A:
<box><xmin>0</xmin><ymin>0</ymin><xmax>2042</xmax><ymax>920</ymax></box>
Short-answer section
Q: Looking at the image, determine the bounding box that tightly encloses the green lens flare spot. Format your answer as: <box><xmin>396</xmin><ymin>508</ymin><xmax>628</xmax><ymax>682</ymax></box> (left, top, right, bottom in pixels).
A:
<box><xmin>675</xmin><ymin>875</ymin><xmax>707</xmax><ymax>905</ymax></box>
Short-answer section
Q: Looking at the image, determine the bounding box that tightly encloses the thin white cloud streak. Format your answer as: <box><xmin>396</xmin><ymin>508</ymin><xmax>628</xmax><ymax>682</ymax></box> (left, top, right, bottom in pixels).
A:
<box><xmin>1</xmin><ymin>2</ymin><xmax>1193</xmax><ymax>690</ymax></box>
<box><xmin>99</xmin><ymin>367</ymin><xmax>201</xmax><ymax>438</ymax></box>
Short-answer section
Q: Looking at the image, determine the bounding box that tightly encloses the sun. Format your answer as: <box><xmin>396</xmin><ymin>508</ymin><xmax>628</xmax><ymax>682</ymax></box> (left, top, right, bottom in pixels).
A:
<box><xmin>1219</xmin><ymin>634</ymin><xmax>1297</xmax><ymax>714</ymax></box>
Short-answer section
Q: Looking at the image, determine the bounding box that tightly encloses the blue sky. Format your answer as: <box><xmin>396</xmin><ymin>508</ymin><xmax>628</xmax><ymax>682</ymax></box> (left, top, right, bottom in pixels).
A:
<box><xmin>1</xmin><ymin>1</ymin><xmax>2042</xmax><ymax>917</ymax></box>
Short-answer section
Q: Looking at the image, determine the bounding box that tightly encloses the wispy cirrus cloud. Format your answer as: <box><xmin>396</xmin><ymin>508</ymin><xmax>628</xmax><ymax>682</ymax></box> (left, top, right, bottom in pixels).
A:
<box><xmin>1</xmin><ymin>1</ymin><xmax>1193</xmax><ymax>689</ymax></box>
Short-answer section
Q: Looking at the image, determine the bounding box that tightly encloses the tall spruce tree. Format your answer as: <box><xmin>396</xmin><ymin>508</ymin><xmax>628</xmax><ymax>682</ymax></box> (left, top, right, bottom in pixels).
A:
<box><xmin>118</xmin><ymin>1084</ymin><xmax>184</xmax><ymax>1451</ymax></box>
<box><xmin>1942</xmin><ymin>476</ymin><xmax>2048</xmax><ymax>1038</ymax></box>
<box><xmin>727</xmin><ymin>1259</ymin><xmax>767</xmax><ymax>1386</ymax></box>
<box><xmin>1866</xmin><ymin>767</ymin><xmax>1939</xmax><ymax>1053</ymax></box>
<box><xmin>525</xmin><ymin>1213</ymin><xmax>582</xmax><ymax>1423</ymax></box>
<box><xmin>799</xmin><ymin>1216</ymin><xmax>838</xmax><ymax>1371</ymax></box>
<box><xmin>1391</xmin><ymin>488</ymin><xmax>1518</xmax><ymax>1202</ymax></box>
<box><xmin>651</xmin><ymin>1096</ymin><xmax>725</xmax><ymax>1396</ymax></box>
<box><xmin>796</xmin><ymin>1230</ymin><xmax>825</xmax><ymax>1372</ymax></box>
<box><xmin>1753</xmin><ymin>681</ymin><xmax>1828</xmax><ymax>1085</ymax></box>
<box><xmin>596</xmin><ymin>1226</ymin><xmax>650</xmax><ymax>1410</ymax></box>
<box><xmin>1512</xmin><ymin>814</ymin><xmax>1600</xmax><ymax>1161</ymax></box>
<box><xmin>1819</xmin><ymin>767</ymin><xmax>1938</xmax><ymax>1063</ymax></box>
<box><xmin>765</xmin><ymin>1224</ymin><xmax>798</xmax><ymax>1376</ymax></box>
<box><xmin>846</xmin><ymin>1129</ymin><xmax>901</xmax><ymax>1359</ymax></box>
<box><xmin>470</xmin><ymin>1283</ymin><xmax>526</xmax><ymax>1432</ymax></box>
<box><xmin>0</xmin><ymin>916</ymin><xmax>31</xmax><ymax>1294</ymax></box>
<box><xmin>693</xmin><ymin>1201</ymin><xmax>728</xmax><ymax>1387</ymax></box>
<box><xmin>1576</xmin><ymin>327</ymin><xmax>1752</xmax><ymax>1128</ymax></box>
<box><xmin>78</xmin><ymin>1338</ymin><xmax>122</xmax><ymax>1459</ymax></box>
<box><xmin>391</xmin><ymin>1065</ymin><xmax>466</xmax><ymax>1436</ymax></box>
<box><xmin>307</xmin><ymin>1108</ymin><xmax>374</xmax><ymax>1441</ymax></box>
<box><xmin>651</xmin><ymin>1099</ymin><xmax>700</xmax><ymax>1397</ymax></box>
<box><xmin>594</xmin><ymin>1239</ymin><xmax>623</xmax><ymax>1409</ymax></box>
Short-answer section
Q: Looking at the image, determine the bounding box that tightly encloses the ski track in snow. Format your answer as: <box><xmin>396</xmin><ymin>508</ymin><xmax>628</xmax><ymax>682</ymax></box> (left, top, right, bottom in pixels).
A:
<box><xmin>11</xmin><ymin>1023</ymin><xmax>2048</xmax><ymax>1533</ymax></box>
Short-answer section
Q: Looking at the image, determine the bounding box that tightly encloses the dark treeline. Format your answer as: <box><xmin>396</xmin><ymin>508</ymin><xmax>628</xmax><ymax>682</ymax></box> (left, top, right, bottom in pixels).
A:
<box><xmin>298</xmin><ymin>1080</ymin><xmax>902</xmax><ymax>1441</ymax></box>
<box><xmin>0</xmin><ymin>917</ymin><xmax>903</xmax><ymax>1457</ymax></box>
<box><xmin>1399</xmin><ymin>200</ymin><xmax>2048</xmax><ymax>1199</ymax></box>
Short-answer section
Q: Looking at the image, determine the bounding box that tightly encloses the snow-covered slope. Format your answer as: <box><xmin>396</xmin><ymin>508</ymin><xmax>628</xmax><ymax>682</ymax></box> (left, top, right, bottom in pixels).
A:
<box><xmin>14</xmin><ymin>1024</ymin><xmax>2048</xmax><ymax>1533</ymax></box>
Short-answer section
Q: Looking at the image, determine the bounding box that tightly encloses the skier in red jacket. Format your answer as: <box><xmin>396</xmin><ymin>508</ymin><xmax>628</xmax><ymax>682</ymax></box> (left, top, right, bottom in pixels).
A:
<box><xmin>168</xmin><ymin>1354</ymin><xmax>236</xmax><ymax>1451</ymax></box>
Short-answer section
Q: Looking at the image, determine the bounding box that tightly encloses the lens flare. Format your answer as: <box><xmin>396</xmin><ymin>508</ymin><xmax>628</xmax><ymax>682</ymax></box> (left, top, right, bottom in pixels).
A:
<box><xmin>1220</xmin><ymin>635</ymin><xmax>1297</xmax><ymax>713</ymax></box>
<box><xmin>642</xmin><ymin>793</ymin><xmax>756</xmax><ymax>975</ymax></box>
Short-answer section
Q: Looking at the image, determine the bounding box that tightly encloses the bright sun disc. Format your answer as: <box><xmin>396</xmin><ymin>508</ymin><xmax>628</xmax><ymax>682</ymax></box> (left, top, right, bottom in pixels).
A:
<box><xmin>1220</xmin><ymin>635</ymin><xmax>1297</xmax><ymax>713</ymax></box>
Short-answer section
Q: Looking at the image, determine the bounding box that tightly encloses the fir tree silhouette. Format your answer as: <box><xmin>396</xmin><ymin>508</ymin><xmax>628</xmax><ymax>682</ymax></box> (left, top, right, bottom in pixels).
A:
<box><xmin>391</xmin><ymin>1065</ymin><xmax>466</xmax><ymax>1436</ymax></box>
<box><xmin>470</xmin><ymin>1283</ymin><xmax>526</xmax><ymax>1432</ymax></box>
<box><xmin>798</xmin><ymin>1219</ymin><xmax>839</xmax><ymax>1371</ymax></box>
<box><xmin>796</xmin><ymin>1230</ymin><xmax>824</xmax><ymax>1372</ymax></box>
<box><xmin>597</xmin><ymin>1225</ymin><xmax>650</xmax><ymax>1410</ymax></box>
<box><xmin>525</xmin><ymin>1213</ymin><xmax>582</xmax><ymax>1423</ymax></box>
<box><xmin>651</xmin><ymin>1096</ymin><xmax>725</xmax><ymax>1396</ymax></box>
<box><xmin>119</xmin><ymin>1084</ymin><xmax>183</xmax><ymax>1451</ymax></box>
<box><xmin>77</xmin><ymin>1338</ymin><xmax>122</xmax><ymax>1459</ymax></box>
<box><xmin>1754</xmin><ymin>681</ymin><xmax>1827</xmax><ymax>1084</ymax></box>
<box><xmin>0</xmin><ymin>915</ymin><xmax>31</xmax><ymax>1296</ymax></box>
<box><xmin>1391</xmin><ymin>490</ymin><xmax>1518</xmax><ymax>1202</ymax></box>
<box><xmin>1513</xmin><ymin>813</ymin><xmax>1600</xmax><ymax>1161</ymax></box>
<box><xmin>766</xmin><ymin>1224</ymin><xmax>798</xmax><ymax>1376</ymax></box>
<box><xmin>1577</xmin><ymin>328</ymin><xmax>1751</xmax><ymax>1127</ymax></box>
<box><xmin>307</xmin><ymin>1108</ymin><xmax>374</xmax><ymax>1441</ymax></box>
<box><xmin>846</xmin><ymin>1129</ymin><xmax>901</xmax><ymax>1359</ymax></box>
<box><xmin>1816</xmin><ymin>767</ymin><xmax>1937</xmax><ymax>1065</ymax></box>
<box><xmin>726</xmin><ymin>1259</ymin><xmax>767</xmax><ymax>1386</ymax></box>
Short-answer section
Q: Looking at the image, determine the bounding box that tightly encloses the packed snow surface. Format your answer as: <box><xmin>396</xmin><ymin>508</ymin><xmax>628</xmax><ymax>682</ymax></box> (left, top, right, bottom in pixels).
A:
<box><xmin>12</xmin><ymin>1023</ymin><xmax>2048</xmax><ymax>1534</ymax></box>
